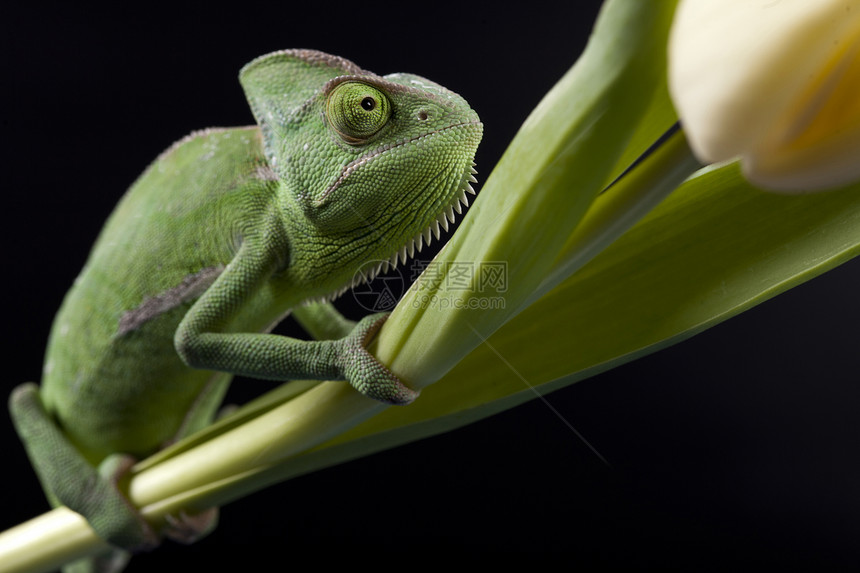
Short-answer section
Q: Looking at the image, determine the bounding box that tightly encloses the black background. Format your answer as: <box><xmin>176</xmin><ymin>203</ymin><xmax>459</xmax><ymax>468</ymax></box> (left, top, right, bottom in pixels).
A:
<box><xmin>3</xmin><ymin>2</ymin><xmax>860</xmax><ymax>569</ymax></box>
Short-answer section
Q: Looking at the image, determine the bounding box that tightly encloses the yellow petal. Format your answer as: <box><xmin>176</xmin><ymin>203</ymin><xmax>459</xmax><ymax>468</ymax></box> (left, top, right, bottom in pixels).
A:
<box><xmin>669</xmin><ymin>0</ymin><xmax>860</xmax><ymax>192</ymax></box>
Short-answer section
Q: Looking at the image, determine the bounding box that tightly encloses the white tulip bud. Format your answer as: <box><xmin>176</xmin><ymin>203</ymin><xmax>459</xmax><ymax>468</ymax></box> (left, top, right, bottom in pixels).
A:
<box><xmin>669</xmin><ymin>0</ymin><xmax>860</xmax><ymax>192</ymax></box>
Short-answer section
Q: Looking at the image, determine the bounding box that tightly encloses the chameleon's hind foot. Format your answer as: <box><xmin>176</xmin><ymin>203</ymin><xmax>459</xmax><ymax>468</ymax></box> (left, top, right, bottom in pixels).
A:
<box><xmin>92</xmin><ymin>454</ymin><xmax>160</xmax><ymax>551</ymax></box>
<box><xmin>164</xmin><ymin>507</ymin><xmax>219</xmax><ymax>544</ymax></box>
<box><xmin>100</xmin><ymin>455</ymin><xmax>218</xmax><ymax>547</ymax></box>
<box><xmin>9</xmin><ymin>384</ymin><xmax>158</xmax><ymax>552</ymax></box>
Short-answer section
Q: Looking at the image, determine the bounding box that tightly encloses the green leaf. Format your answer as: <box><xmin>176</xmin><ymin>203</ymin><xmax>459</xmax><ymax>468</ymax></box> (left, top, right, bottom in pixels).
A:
<box><xmin>286</xmin><ymin>163</ymin><xmax>860</xmax><ymax>476</ymax></box>
<box><xmin>376</xmin><ymin>0</ymin><xmax>681</xmax><ymax>386</ymax></box>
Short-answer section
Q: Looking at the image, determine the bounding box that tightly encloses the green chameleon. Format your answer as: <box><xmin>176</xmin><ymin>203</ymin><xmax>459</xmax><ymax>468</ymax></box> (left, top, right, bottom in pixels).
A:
<box><xmin>9</xmin><ymin>49</ymin><xmax>481</xmax><ymax>571</ymax></box>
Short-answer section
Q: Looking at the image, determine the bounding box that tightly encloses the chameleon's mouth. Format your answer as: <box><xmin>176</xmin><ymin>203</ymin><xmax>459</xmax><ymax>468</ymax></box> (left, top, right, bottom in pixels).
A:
<box><xmin>311</xmin><ymin>160</ymin><xmax>479</xmax><ymax>304</ymax></box>
<box><xmin>360</xmin><ymin>160</ymin><xmax>479</xmax><ymax>281</ymax></box>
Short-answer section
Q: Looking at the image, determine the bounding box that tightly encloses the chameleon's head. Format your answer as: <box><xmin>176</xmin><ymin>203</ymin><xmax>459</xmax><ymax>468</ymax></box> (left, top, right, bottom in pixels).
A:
<box><xmin>240</xmin><ymin>50</ymin><xmax>482</xmax><ymax>291</ymax></box>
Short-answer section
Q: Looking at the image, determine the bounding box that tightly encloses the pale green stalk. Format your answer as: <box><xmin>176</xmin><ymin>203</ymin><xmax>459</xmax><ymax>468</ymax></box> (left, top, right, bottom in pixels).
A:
<box><xmin>0</xmin><ymin>509</ymin><xmax>102</xmax><ymax>573</ymax></box>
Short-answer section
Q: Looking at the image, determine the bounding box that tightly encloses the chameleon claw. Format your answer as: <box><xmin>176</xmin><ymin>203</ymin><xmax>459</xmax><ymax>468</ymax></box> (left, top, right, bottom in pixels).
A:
<box><xmin>164</xmin><ymin>508</ymin><xmax>219</xmax><ymax>544</ymax></box>
<box><xmin>341</xmin><ymin>313</ymin><xmax>419</xmax><ymax>405</ymax></box>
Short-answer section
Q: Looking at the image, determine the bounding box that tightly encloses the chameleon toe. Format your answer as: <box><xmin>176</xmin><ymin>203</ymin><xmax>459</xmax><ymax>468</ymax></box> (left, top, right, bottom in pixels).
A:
<box><xmin>340</xmin><ymin>313</ymin><xmax>420</xmax><ymax>405</ymax></box>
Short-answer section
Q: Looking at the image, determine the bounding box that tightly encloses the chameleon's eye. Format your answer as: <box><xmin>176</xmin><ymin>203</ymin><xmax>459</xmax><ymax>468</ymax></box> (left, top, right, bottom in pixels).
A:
<box><xmin>326</xmin><ymin>81</ymin><xmax>391</xmax><ymax>143</ymax></box>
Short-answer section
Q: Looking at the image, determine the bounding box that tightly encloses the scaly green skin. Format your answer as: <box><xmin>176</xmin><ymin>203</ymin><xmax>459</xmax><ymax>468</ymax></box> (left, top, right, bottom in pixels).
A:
<box><xmin>9</xmin><ymin>50</ymin><xmax>481</xmax><ymax>572</ymax></box>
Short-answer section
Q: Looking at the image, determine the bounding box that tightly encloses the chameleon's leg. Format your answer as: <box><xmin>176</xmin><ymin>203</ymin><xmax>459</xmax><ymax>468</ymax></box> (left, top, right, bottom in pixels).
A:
<box><xmin>179</xmin><ymin>312</ymin><xmax>417</xmax><ymax>404</ymax></box>
<box><xmin>291</xmin><ymin>305</ymin><xmax>418</xmax><ymax>402</ymax></box>
<box><xmin>175</xmin><ymin>252</ymin><xmax>419</xmax><ymax>404</ymax></box>
<box><xmin>8</xmin><ymin>383</ymin><xmax>159</xmax><ymax>551</ymax></box>
<box><xmin>291</xmin><ymin>301</ymin><xmax>356</xmax><ymax>340</ymax></box>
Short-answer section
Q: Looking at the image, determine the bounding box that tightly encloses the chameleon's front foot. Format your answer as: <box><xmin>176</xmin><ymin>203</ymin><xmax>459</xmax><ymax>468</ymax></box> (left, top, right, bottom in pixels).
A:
<box><xmin>340</xmin><ymin>313</ymin><xmax>419</xmax><ymax>405</ymax></box>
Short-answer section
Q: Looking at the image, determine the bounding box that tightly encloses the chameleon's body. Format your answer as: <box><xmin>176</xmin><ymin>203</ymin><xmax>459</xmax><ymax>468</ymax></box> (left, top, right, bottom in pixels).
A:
<box><xmin>9</xmin><ymin>50</ymin><xmax>481</xmax><ymax>571</ymax></box>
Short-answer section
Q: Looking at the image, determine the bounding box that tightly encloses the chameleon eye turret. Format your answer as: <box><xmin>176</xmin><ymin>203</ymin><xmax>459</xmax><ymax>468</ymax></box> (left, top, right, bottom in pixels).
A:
<box><xmin>326</xmin><ymin>81</ymin><xmax>392</xmax><ymax>143</ymax></box>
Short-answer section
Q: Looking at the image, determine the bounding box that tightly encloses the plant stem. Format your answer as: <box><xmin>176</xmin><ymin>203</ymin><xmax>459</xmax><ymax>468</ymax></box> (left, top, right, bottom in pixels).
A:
<box><xmin>0</xmin><ymin>508</ymin><xmax>106</xmax><ymax>573</ymax></box>
<box><xmin>0</xmin><ymin>382</ymin><xmax>386</xmax><ymax>573</ymax></box>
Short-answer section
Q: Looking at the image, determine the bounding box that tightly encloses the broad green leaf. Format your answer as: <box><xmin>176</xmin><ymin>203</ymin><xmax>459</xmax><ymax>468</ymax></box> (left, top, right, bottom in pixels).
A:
<box><xmin>274</xmin><ymin>162</ymin><xmax>860</xmax><ymax>478</ymax></box>
<box><xmin>376</xmin><ymin>0</ymin><xmax>681</xmax><ymax>387</ymax></box>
